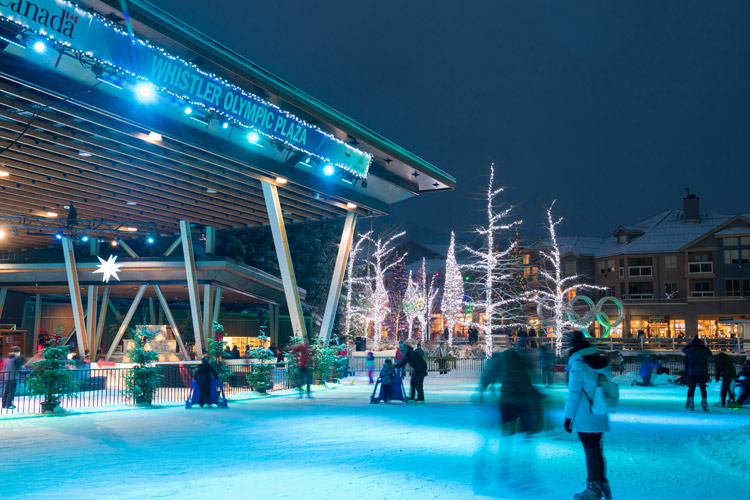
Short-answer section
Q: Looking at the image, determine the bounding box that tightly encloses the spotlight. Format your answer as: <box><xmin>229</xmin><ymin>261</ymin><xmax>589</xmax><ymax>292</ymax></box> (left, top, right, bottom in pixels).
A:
<box><xmin>32</xmin><ymin>40</ymin><xmax>46</xmax><ymax>53</ymax></box>
<box><xmin>0</xmin><ymin>229</ymin><xmax>4</xmax><ymax>238</ymax></box>
<box><xmin>55</xmin><ymin>231</ymin><xmax>63</xmax><ymax>240</ymax></box>
<box><xmin>346</xmin><ymin>202</ymin><xmax>357</xmax><ymax>209</ymax></box>
<box><xmin>275</xmin><ymin>177</ymin><xmax>288</xmax><ymax>185</ymax></box>
<box><xmin>146</xmin><ymin>235</ymin><xmax>155</xmax><ymax>245</ymax></box>
<box><xmin>322</xmin><ymin>164</ymin><xmax>335</xmax><ymax>176</ymax></box>
<box><xmin>184</xmin><ymin>106</ymin><xmax>193</xmax><ymax>115</ymax></box>
<box><xmin>111</xmin><ymin>238</ymin><xmax>120</xmax><ymax>247</ymax></box>
<box><xmin>221</xmin><ymin>122</ymin><xmax>230</xmax><ymax>129</ymax></box>
<box><xmin>80</xmin><ymin>233</ymin><xmax>90</xmax><ymax>242</ymax></box>
<box><xmin>134</xmin><ymin>82</ymin><xmax>156</xmax><ymax>103</ymax></box>
<box><xmin>247</xmin><ymin>131</ymin><xmax>261</xmax><ymax>144</ymax></box>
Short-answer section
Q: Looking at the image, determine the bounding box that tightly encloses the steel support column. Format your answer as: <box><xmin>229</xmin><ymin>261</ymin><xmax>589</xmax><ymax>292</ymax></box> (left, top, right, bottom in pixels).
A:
<box><xmin>261</xmin><ymin>181</ymin><xmax>307</xmax><ymax>340</ymax></box>
<box><xmin>86</xmin><ymin>285</ymin><xmax>97</xmax><ymax>356</ymax></box>
<box><xmin>62</xmin><ymin>236</ymin><xmax>87</xmax><ymax>356</ymax></box>
<box><xmin>93</xmin><ymin>287</ymin><xmax>110</xmax><ymax>359</ymax></box>
<box><xmin>212</xmin><ymin>286</ymin><xmax>223</xmax><ymax>339</ymax></box>
<box><xmin>0</xmin><ymin>288</ymin><xmax>7</xmax><ymax>321</ymax></box>
<box><xmin>106</xmin><ymin>284</ymin><xmax>147</xmax><ymax>360</ymax></box>
<box><xmin>33</xmin><ymin>293</ymin><xmax>42</xmax><ymax>352</ymax></box>
<box><xmin>154</xmin><ymin>284</ymin><xmax>189</xmax><ymax>359</ymax></box>
<box><xmin>202</xmin><ymin>284</ymin><xmax>213</xmax><ymax>343</ymax></box>
<box><xmin>180</xmin><ymin>221</ymin><xmax>204</xmax><ymax>357</ymax></box>
<box><xmin>320</xmin><ymin>211</ymin><xmax>358</xmax><ymax>346</ymax></box>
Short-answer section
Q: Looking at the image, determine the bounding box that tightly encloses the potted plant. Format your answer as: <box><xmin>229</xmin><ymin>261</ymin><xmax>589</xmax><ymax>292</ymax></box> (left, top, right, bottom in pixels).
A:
<box><xmin>122</xmin><ymin>327</ymin><xmax>164</xmax><ymax>405</ymax></box>
<box><xmin>27</xmin><ymin>329</ymin><xmax>79</xmax><ymax>413</ymax></box>
<box><xmin>246</xmin><ymin>334</ymin><xmax>275</xmax><ymax>393</ymax></box>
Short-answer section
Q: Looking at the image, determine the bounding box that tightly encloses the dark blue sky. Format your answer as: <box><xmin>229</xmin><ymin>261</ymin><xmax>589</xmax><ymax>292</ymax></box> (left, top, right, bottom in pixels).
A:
<box><xmin>153</xmin><ymin>1</ymin><xmax>750</xmax><ymax>243</ymax></box>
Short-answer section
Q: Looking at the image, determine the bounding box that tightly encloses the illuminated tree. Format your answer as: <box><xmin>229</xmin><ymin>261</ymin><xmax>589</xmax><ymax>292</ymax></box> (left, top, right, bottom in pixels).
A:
<box><xmin>343</xmin><ymin>231</ymin><xmax>372</xmax><ymax>340</ymax></box>
<box><xmin>403</xmin><ymin>270</ymin><xmax>419</xmax><ymax>340</ymax></box>
<box><xmin>465</xmin><ymin>163</ymin><xmax>526</xmax><ymax>356</ymax></box>
<box><xmin>363</xmin><ymin>232</ymin><xmax>406</xmax><ymax>348</ymax></box>
<box><xmin>415</xmin><ymin>258</ymin><xmax>440</xmax><ymax>341</ymax></box>
<box><xmin>534</xmin><ymin>201</ymin><xmax>603</xmax><ymax>356</ymax></box>
<box><xmin>441</xmin><ymin>231</ymin><xmax>464</xmax><ymax>346</ymax></box>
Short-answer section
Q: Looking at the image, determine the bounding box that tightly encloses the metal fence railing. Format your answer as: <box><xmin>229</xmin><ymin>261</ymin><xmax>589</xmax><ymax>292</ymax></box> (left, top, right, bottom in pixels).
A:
<box><xmin>0</xmin><ymin>362</ymin><xmax>291</xmax><ymax>417</ymax></box>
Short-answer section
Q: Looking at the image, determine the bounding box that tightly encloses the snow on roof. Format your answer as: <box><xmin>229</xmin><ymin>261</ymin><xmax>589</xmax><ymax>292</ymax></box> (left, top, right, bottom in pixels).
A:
<box><xmin>714</xmin><ymin>227</ymin><xmax>750</xmax><ymax>237</ymax></box>
<box><xmin>526</xmin><ymin>209</ymin><xmax>745</xmax><ymax>259</ymax></box>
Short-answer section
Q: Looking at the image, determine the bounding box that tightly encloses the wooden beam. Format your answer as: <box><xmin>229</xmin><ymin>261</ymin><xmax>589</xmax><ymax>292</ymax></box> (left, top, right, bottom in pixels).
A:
<box><xmin>93</xmin><ymin>287</ymin><xmax>110</xmax><ymax>359</ymax></box>
<box><xmin>262</xmin><ymin>181</ymin><xmax>307</xmax><ymax>341</ymax></box>
<box><xmin>61</xmin><ymin>237</ymin><xmax>87</xmax><ymax>356</ymax></box>
<box><xmin>86</xmin><ymin>285</ymin><xmax>98</xmax><ymax>357</ymax></box>
<box><xmin>202</xmin><ymin>284</ymin><xmax>213</xmax><ymax>344</ymax></box>
<box><xmin>105</xmin><ymin>284</ymin><xmax>148</xmax><ymax>360</ymax></box>
<box><xmin>180</xmin><ymin>221</ymin><xmax>204</xmax><ymax>357</ymax></box>
<box><xmin>320</xmin><ymin>211</ymin><xmax>358</xmax><ymax>346</ymax></box>
<box><xmin>153</xmin><ymin>284</ymin><xmax>189</xmax><ymax>359</ymax></box>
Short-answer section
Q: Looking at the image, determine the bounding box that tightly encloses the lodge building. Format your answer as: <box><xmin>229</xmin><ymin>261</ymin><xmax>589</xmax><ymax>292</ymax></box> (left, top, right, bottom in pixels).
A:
<box><xmin>524</xmin><ymin>191</ymin><xmax>750</xmax><ymax>339</ymax></box>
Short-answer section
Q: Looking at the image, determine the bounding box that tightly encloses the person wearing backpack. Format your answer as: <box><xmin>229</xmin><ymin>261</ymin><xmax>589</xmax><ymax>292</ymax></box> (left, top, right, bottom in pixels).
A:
<box><xmin>563</xmin><ymin>331</ymin><xmax>613</xmax><ymax>500</ymax></box>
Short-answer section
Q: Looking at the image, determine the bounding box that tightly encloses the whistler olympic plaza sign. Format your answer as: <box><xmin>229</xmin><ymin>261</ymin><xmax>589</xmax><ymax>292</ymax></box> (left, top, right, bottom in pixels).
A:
<box><xmin>0</xmin><ymin>0</ymin><xmax>371</xmax><ymax>177</ymax></box>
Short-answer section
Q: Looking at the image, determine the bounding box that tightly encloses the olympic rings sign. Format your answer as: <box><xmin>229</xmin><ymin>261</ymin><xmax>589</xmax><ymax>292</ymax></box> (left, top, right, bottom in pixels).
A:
<box><xmin>536</xmin><ymin>295</ymin><xmax>625</xmax><ymax>338</ymax></box>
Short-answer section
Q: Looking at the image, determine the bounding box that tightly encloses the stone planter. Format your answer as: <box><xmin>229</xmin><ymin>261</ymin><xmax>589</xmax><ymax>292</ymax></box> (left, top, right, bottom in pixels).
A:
<box><xmin>40</xmin><ymin>401</ymin><xmax>61</xmax><ymax>413</ymax></box>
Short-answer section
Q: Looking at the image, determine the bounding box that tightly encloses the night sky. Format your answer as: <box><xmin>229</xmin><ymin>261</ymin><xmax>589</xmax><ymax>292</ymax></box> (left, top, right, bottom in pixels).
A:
<box><xmin>152</xmin><ymin>1</ymin><xmax>750</xmax><ymax>243</ymax></box>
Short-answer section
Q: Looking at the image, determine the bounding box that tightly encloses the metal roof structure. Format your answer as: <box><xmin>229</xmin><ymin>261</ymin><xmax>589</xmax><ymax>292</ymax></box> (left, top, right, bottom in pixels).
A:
<box><xmin>0</xmin><ymin>0</ymin><xmax>455</xmax><ymax>252</ymax></box>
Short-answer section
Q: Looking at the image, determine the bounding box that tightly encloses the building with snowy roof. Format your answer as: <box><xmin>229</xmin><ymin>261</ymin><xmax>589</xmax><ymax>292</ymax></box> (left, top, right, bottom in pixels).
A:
<box><xmin>523</xmin><ymin>191</ymin><xmax>750</xmax><ymax>339</ymax></box>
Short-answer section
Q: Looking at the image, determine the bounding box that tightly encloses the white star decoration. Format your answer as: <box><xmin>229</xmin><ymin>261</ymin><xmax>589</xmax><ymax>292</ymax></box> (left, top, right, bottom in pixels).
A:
<box><xmin>93</xmin><ymin>255</ymin><xmax>123</xmax><ymax>283</ymax></box>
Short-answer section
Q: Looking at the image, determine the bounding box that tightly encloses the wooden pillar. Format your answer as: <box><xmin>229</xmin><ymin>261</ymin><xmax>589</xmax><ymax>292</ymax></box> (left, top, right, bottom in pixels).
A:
<box><xmin>154</xmin><ymin>284</ymin><xmax>189</xmax><ymax>359</ymax></box>
<box><xmin>106</xmin><ymin>284</ymin><xmax>148</xmax><ymax>360</ymax></box>
<box><xmin>86</xmin><ymin>285</ymin><xmax>98</xmax><ymax>357</ymax></box>
<box><xmin>61</xmin><ymin>236</ymin><xmax>86</xmax><ymax>356</ymax></box>
<box><xmin>212</xmin><ymin>286</ymin><xmax>223</xmax><ymax>339</ymax></box>
<box><xmin>320</xmin><ymin>211</ymin><xmax>358</xmax><ymax>346</ymax></box>
<box><xmin>261</xmin><ymin>181</ymin><xmax>307</xmax><ymax>341</ymax></box>
<box><xmin>33</xmin><ymin>293</ymin><xmax>42</xmax><ymax>352</ymax></box>
<box><xmin>93</xmin><ymin>287</ymin><xmax>110</xmax><ymax>359</ymax></box>
<box><xmin>180</xmin><ymin>221</ymin><xmax>204</xmax><ymax>357</ymax></box>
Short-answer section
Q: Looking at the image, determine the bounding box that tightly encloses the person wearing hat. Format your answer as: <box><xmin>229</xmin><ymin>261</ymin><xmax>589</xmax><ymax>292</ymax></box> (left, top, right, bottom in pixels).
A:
<box><xmin>563</xmin><ymin>331</ymin><xmax>613</xmax><ymax>500</ymax></box>
<box><xmin>2</xmin><ymin>347</ymin><xmax>25</xmax><ymax>409</ymax></box>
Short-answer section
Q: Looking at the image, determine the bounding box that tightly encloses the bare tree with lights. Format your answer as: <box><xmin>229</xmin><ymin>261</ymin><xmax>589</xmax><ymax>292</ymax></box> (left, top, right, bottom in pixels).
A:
<box><xmin>362</xmin><ymin>231</ymin><xmax>406</xmax><ymax>348</ymax></box>
<box><xmin>534</xmin><ymin>201</ymin><xmax>603</xmax><ymax>356</ymax></box>
<box><xmin>342</xmin><ymin>231</ymin><xmax>372</xmax><ymax>341</ymax></box>
<box><xmin>464</xmin><ymin>163</ymin><xmax>526</xmax><ymax>356</ymax></box>
<box><xmin>403</xmin><ymin>270</ymin><xmax>419</xmax><ymax>340</ymax></box>
<box><xmin>441</xmin><ymin>231</ymin><xmax>464</xmax><ymax>346</ymax></box>
<box><xmin>415</xmin><ymin>258</ymin><xmax>440</xmax><ymax>341</ymax></box>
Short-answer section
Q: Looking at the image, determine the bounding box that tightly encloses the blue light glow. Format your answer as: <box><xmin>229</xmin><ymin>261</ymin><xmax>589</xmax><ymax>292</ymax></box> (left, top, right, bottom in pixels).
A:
<box><xmin>55</xmin><ymin>231</ymin><xmax>63</xmax><ymax>240</ymax></box>
<box><xmin>32</xmin><ymin>41</ymin><xmax>46</xmax><ymax>53</ymax></box>
<box><xmin>247</xmin><ymin>131</ymin><xmax>260</xmax><ymax>144</ymax></box>
<box><xmin>323</xmin><ymin>164</ymin><xmax>335</xmax><ymax>176</ymax></box>
<box><xmin>134</xmin><ymin>82</ymin><xmax>156</xmax><ymax>103</ymax></box>
<box><xmin>184</xmin><ymin>106</ymin><xmax>193</xmax><ymax>115</ymax></box>
<box><xmin>81</xmin><ymin>234</ymin><xmax>90</xmax><ymax>242</ymax></box>
<box><xmin>146</xmin><ymin>236</ymin><xmax>155</xmax><ymax>244</ymax></box>
<box><xmin>222</xmin><ymin>122</ymin><xmax>230</xmax><ymax>129</ymax></box>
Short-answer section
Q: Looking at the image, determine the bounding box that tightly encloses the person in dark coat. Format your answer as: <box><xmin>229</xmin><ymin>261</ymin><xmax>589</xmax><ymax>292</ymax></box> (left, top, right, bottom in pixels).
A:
<box><xmin>395</xmin><ymin>345</ymin><xmax>428</xmax><ymax>402</ymax></box>
<box><xmin>379</xmin><ymin>359</ymin><xmax>395</xmax><ymax>403</ymax></box>
<box><xmin>682</xmin><ymin>336</ymin><xmax>712</xmax><ymax>411</ymax></box>
<box><xmin>714</xmin><ymin>352</ymin><xmax>736</xmax><ymax>407</ymax></box>
<box><xmin>230</xmin><ymin>345</ymin><xmax>240</xmax><ymax>359</ymax></box>
<box><xmin>538</xmin><ymin>344</ymin><xmax>554</xmax><ymax>387</ymax></box>
<box><xmin>193</xmin><ymin>355</ymin><xmax>218</xmax><ymax>407</ymax></box>
<box><xmin>498</xmin><ymin>348</ymin><xmax>543</xmax><ymax>435</ymax></box>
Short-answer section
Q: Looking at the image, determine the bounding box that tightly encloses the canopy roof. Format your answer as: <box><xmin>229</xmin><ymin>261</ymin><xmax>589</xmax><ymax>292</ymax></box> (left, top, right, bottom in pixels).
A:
<box><xmin>0</xmin><ymin>0</ymin><xmax>455</xmax><ymax>252</ymax></box>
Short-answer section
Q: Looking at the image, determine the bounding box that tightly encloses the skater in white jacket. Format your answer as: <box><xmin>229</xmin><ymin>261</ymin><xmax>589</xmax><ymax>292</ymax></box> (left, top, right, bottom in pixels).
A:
<box><xmin>564</xmin><ymin>331</ymin><xmax>612</xmax><ymax>500</ymax></box>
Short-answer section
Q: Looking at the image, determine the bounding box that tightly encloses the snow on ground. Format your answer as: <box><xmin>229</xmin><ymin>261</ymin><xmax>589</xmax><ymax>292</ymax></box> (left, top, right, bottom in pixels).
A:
<box><xmin>1</xmin><ymin>377</ymin><xmax>749</xmax><ymax>500</ymax></box>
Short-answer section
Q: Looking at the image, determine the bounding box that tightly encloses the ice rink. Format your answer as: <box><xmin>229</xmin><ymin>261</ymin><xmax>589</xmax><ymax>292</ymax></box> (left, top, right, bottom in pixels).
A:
<box><xmin>1</xmin><ymin>376</ymin><xmax>748</xmax><ymax>500</ymax></box>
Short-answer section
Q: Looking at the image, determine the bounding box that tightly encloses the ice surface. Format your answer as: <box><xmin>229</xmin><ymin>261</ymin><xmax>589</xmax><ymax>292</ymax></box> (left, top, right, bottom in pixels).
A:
<box><xmin>0</xmin><ymin>377</ymin><xmax>749</xmax><ymax>500</ymax></box>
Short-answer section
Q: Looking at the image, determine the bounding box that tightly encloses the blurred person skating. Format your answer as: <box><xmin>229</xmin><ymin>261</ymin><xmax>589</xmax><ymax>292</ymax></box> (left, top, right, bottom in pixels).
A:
<box><xmin>714</xmin><ymin>352</ymin><xmax>736</xmax><ymax>407</ymax></box>
<box><xmin>365</xmin><ymin>351</ymin><xmax>375</xmax><ymax>384</ymax></box>
<box><xmin>395</xmin><ymin>344</ymin><xmax>428</xmax><ymax>402</ymax></box>
<box><xmin>2</xmin><ymin>347</ymin><xmax>26</xmax><ymax>409</ymax></box>
<box><xmin>538</xmin><ymin>344</ymin><xmax>554</xmax><ymax>387</ymax></box>
<box><xmin>499</xmin><ymin>348</ymin><xmax>543</xmax><ymax>435</ymax></box>
<box><xmin>380</xmin><ymin>359</ymin><xmax>395</xmax><ymax>403</ymax></box>
<box><xmin>564</xmin><ymin>331</ymin><xmax>612</xmax><ymax>500</ymax></box>
<box><xmin>729</xmin><ymin>361</ymin><xmax>750</xmax><ymax>408</ymax></box>
<box><xmin>291</xmin><ymin>342</ymin><xmax>312</xmax><ymax>397</ymax></box>
<box><xmin>634</xmin><ymin>355</ymin><xmax>661</xmax><ymax>387</ymax></box>
<box><xmin>394</xmin><ymin>340</ymin><xmax>405</xmax><ymax>377</ymax></box>
<box><xmin>193</xmin><ymin>355</ymin><xmax>218</xmax><ymax>408</ymax></box>
<box><xmin>682</xmin><ymin>336</ymin><xmax>712</xmax><ymax>411</ymax></box>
